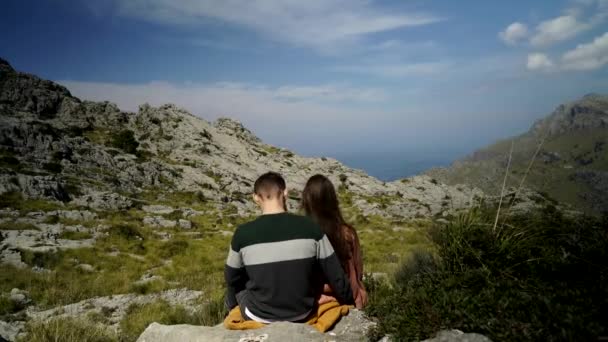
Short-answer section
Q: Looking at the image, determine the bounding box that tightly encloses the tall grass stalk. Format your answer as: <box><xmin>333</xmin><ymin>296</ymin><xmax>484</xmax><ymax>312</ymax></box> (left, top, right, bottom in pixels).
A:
<box><xmin>492</xmin><ymin>140</ymin><xmax>514</xmax><ymax>233</ymax></box>
<box><xmin>507</xmin><ymin>137</ymin><xmax>546</xmax><ymax>211</ymax></box>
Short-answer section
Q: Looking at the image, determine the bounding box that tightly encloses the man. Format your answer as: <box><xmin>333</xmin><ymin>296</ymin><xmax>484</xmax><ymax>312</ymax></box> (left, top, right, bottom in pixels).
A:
<box><xmin>224</xmin><ymin>172</ymin><xmax>353</xmax><ymax>323</ymax></box>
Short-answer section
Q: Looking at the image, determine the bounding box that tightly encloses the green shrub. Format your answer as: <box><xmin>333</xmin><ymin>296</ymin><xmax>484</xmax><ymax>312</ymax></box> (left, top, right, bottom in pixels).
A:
<box><xmin>110</xmin><ymin>130</ymin><xmax>139</xmax><ymax>154</ymax></box>
<box><xmin>366</xmin><ymin>205</ymin><xmax>608</xmax><ymax>341</ymax></box>
<box><xmin>109</xmin><ymin>224</ymin><xmax>143</xmax><ymax>241</ymax></box>
<box><xmin>58</xmin><ymin>230</ymin><xmax>93</xmax><ymax>240</ymax></box>
<box><xmin>0</xmin><ymin>220</ymin><xmax>40</xmax><ymax>231</ymax></box>
<box><xmin>43</xmin><ymin>162</ymin><xmax>62</xmax><ymax>173</ymax></box>
<box><xmin>159</xmin><ymin>240</ymin><xmax>189</xmax><ymax>258</ymax></box>
<box><xmin>0</xmin><ymin>295</ymin><xmax>20</xmax><ymax>317</ymax></box>
<box><xmin>0</xmin><ymin>155</ymin><xmax>21</xmax><ymax>170</ymax></box>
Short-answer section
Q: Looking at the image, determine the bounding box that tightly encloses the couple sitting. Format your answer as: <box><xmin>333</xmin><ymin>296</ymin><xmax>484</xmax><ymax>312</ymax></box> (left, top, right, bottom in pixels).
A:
<box><xmin>224</xmin><ymin>172</ymin><xmax>367</xmax><ymax>326</ymax></box>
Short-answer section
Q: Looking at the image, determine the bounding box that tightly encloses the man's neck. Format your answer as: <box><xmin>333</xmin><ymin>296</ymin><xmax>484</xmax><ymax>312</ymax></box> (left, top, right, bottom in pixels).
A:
<box><xmin>260</xmin><ymin>203</ymin><xmax>286</xmax><ymax>215</ymax></box>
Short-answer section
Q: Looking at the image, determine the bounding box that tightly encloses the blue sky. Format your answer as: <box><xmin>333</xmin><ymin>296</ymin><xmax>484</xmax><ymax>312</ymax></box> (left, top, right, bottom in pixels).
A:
<box><xmin>2</xmin><ymin>0</ymin><xmax>608</xmax><ymax>179</ymax></box>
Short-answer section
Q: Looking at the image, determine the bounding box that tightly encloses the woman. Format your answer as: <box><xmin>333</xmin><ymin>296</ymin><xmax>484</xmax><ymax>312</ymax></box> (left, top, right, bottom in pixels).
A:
<box><xmin>301</xmin><ymin>174</ymin><xmax>368</xmax><ymax>309</ymax></box>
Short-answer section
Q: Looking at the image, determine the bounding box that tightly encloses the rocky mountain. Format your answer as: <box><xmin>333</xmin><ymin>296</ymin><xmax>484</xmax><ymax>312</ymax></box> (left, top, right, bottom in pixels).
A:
<box><xmin>0</xmin><ymin>59</ymin><xmax>503</xmax><ymax>341</ymax></box>
<box><xmin>0</xmin><ymin>57</ymin><xmax>484</xmax><ymax>220</ymax></box>
<box><xmin>427</xmin><ymin>94</ymin><xmax>608</xmax><ymax>214</ymax></box>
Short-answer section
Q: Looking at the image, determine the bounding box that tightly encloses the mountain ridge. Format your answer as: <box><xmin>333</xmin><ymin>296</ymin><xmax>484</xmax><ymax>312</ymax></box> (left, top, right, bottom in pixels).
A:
<box><xmin>0</xmin><ymin>57</ymin><xmax>487</xmax><ymax>220</ymax></box>
<box><xmin>427</xmin><ymin>93</ymin><xmax>608</xmax><ymax>214</ymax></box>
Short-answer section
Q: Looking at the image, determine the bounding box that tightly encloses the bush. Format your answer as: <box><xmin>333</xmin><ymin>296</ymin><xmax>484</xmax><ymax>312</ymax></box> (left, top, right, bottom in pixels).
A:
<box><xmin>110</xmin><ymin>130</ymin><xmax>139</xmax><ymax>155</ymax></box>
<box><xmin>43</xmin><ymin>162</ymin><xmax>62</xmax><ymax>173</ymax></box>
<box><xmin>366</xmin><ymin>205</ymin><xmax>608</xmax><ymax>341</ymax></box>
<box><xmin>109</xmin><ymin>224</ymin><xmax>143</xmax><ymax>241</ymax></box>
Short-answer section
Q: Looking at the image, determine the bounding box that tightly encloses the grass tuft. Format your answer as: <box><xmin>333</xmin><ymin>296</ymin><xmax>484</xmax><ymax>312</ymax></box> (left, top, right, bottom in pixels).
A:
<box><xmin>18</xmin><ymin>317</ymin><xmax>117</xmax><ymax>342</ymax></box>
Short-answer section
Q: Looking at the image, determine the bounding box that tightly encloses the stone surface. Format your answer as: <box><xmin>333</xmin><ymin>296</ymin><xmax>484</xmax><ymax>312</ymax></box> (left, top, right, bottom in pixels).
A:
<box><xmin>0</xmin><ymin>320</ymin><xmax>24</xmax><ymax>342</ymax></box>
<box><xmin>137</xmin><ymin>309</ymin><xmax>376</xmax><ymax>342</ymax></box>
<box><xmin>143</xmin><ymin>216</ymin><xmax>177</xmax><ymax>228</ymax></box>
<box><xmin>73</xmin><ymin>192</ymin><xmax>133</xmax><ymax>211</ymax></box>
<box><xmin>423</xmin><ymin>330</ymin><xmax>492</xmax><ymax>342</ymax></box>
<box><xmin>178</xmin><ymin>219</ymin><xmax>192</xmax><ymax>229</ymax></box>
<box><xmin>28</xmin><ymin>289</ymin><xmax>203</xmax><ymax>327</ymax></box>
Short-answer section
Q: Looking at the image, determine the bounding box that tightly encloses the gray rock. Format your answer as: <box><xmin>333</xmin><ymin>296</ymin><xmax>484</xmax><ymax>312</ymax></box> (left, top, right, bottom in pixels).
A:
<box><xmin>77</xmin><ymin>263</ymin><xmax>95</xmax><ymax>273</ymax></box>
<box><xmin>73</xmin><ymin>192</ymin><xmax>133</xmax><ymax>210</ymax></box>
<box><xmin>422</xmin><ymin>330</ymin><xmax>492</xmax><ymax>342</ymax></box>
<box><xmin>143</xmin><ymin>216</ymin><xmax>177</xmax><ymax>228</ymax></box>
<box><xmin>9</xmin><ymin>288</ymin><xmax>30</xmax><ymax>306</ymax></box>
<box><xmin>178</xmin><ymin>219</ymin><xmax>192</xmax><ymax>229</ymax></box>
<box><xmin>0</xmin><ymin>320</ymin><xmax>25</xmax><ymax>342</ymax></box>
<box><xmin>142</xmin><ymin>205</ymin><xmax>175</xmax><ymax>215</ymax></box>
<box><xmin>0</xmin><ymin>249</ymin><xmax>27</xmax><ymax>269</ymax></box>
<box><xmin>137</xmin><ymin>309</ymin><xmax>375</xmax><ymax>342</ymax></box>
<box><xmin>54</xmin><ymin>210</ymin><xmax>97</xmax><ymax>222</ymax></box>
<box><xmin>28</xmin><ymin>289</ymin><xmax>203</xmax><ymax>327</ymax></box>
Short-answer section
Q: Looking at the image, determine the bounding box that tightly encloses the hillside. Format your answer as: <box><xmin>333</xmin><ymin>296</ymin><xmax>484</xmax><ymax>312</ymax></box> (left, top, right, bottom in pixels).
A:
<box><xmin>427</xmin><ymin>94</ymin><xmax>608</xmax><ymax>214</ymax></box>
<box><xmin>0</xmin><ymin>59</ymin><xmax>499</xmax><ymax>341</ymax></box>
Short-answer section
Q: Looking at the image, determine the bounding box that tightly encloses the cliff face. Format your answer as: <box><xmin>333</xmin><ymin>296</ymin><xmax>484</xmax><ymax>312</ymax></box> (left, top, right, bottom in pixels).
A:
<box><xmin>427</xmin><ymin>94</ymin><xmax>608</xmax><ymax>214</ymax></box>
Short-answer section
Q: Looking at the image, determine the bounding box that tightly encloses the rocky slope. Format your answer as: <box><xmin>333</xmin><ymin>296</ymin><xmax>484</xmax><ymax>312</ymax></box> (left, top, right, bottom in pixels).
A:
<box><xmin>427</xmin><ymin>94</ymin><xmax>608</xmax><ymax>214</ymax></box>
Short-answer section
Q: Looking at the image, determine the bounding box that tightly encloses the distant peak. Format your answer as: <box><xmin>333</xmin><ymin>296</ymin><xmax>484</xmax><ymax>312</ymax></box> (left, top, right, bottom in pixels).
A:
<box><xmin>0</xmin><ymin>57</ymin><xmax>15</xmax><ymax>72</ymax></box>
<box><xmin>214</xmin><ymin>117</ymin><xmax>261</xmax><ymax>143</ymax></box>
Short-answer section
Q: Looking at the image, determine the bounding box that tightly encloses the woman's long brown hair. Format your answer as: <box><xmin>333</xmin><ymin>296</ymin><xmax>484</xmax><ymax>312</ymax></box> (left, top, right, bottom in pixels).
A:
<box><xmin>301</xmin><ymin>174</ymin><xmax>353</xmax><ymax>271</ymax></box>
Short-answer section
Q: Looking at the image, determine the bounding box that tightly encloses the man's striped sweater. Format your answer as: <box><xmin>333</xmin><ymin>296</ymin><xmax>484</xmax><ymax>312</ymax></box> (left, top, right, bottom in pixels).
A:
<box><xmin>224</xmin><ymin>212</ymin><xmax>353</xmax><ymax>321</ymax></box>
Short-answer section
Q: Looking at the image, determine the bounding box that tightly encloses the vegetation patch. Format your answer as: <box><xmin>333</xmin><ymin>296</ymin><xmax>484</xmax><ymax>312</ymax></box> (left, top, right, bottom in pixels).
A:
<box><xmin>110</xmin><ymin>130</ymin><xmax>139</xmax><ymax>155</ymax></box>
<box><xmin>0</xmin><ymin>220</ymin><xmax>39</xmax><ymax>231</ymax></box>
<box><xmin>18</xmin><ymin>317</ymin><xmax>117</xmax><ymax>342</ymax></box>
<box><xmin>366</xmin><ymin>205</ymin><xmax>608</xmax><ymax>341</ymax></box>
<box><xmin>58</xmin><ymin>230</ymin><xmax>93</xmax><ymax>240</ymax></box>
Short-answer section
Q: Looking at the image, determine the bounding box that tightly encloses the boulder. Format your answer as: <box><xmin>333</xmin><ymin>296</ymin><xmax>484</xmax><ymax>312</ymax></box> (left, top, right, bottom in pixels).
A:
<box><xmin>73</xmin><ymin>192</ymin><xmax>133</xmax><ymax>210</ymax></box>
<box><xmin>423</xmin><ymin>330</ymin><xmax>492</xmax><ymax>342</ymax></box>
<box><xmin>137</xmin><ymin>309</ymin><xmax>376</xmax><ymax>342</ymax></box>
<box><xmin>143</xmin><ymin>216</ymin><xmax>177</xmax><ymax>228</ymax></box>
<box><xmin>142</xmin><ymin>205</ymin><xmax>175</xmax><ymax>215</ymax></box>
<box><xmin>178</xmin><ymin>219</ymin><xmax>192</xmax><ymax>229</ymax></box>
<box><xmin>0</xmin><ymin>320</ymin><xmax>24</xmax><ymax>342</ymax></box>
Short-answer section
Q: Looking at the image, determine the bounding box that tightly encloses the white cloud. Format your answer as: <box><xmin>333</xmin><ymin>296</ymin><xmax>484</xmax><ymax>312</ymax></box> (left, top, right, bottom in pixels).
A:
<box><xmin>97</xmin><ymin>0</ymin><xmax>442</xmax><ymax>53</ymax></box>
<box><xmin>530</xmin><ymin>15</ymin><xmax>590</xmax><ymax>47</ymax></box>
<box><xmin>499</xmin><ymin>22</ymin><xmax>529</xmax><ymax>45</ymax></box>
<box><xmin>331</xmin><ymin>62</ymin><xmax>449</xmax><ymax>78</ymax></box>
<box><xmin>502</xmin><ymin>0</ymin><xmax>608</xmax><ymax>48</ymax></box>
<box><xmin>527</xmin><ymin>53</ymin><xmax>555</xmax><ymax>71</ymax></box>
<box><xmin>562</xmin><ymin>32</ymin><xmax>608</xmax><ymax>70</ymax></box>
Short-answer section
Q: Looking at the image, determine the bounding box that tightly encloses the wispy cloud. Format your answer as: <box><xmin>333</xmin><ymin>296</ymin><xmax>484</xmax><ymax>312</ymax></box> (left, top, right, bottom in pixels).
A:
<box><xmin>527</xmin><ymin>53</ymin><xmax>555</xmax><ymax>71</ymax></box>
<box><xmin>500</xmin><ymin>0</ymin><xmax>608</xmax><ymax>48</ymax></box>
<box><xmin>562</xmin><ymin>32</ymin><xmax>608</xmax><ymax>70</ymax></box>
<box><xmin>527</xmin><ymin>31</ymin><xmax>608</xmax><ymax>72</ymax></box>
<box><xmin>499</xmin><ymin>22</ymin><xmax>529</xmax><ymax>46</ymax></box>
<box><xmin>331</xmin><ymin>62</ymin><xmax>449</xmax><ymax>78</ymax></box>
<box><xmin>95</xmin><ymin>0</ymin><xmax>442</xmax><ymax>53</ymax></box>
<box><xmin>530</xmin><ymin>14</ymin><xmax>591</xmax><ymax>47</ymax></box>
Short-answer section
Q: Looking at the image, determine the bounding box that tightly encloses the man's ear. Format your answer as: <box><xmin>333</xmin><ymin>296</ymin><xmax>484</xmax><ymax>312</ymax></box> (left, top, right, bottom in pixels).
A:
<box><xmin>283</xmin><ymin>188</ymin><xmax>289</xmax><ymax>198</ymax></box>
<box><xmin>253</xmin><ymin>193</ymin><xmax>262</xmax><ymax>205</ymax></box>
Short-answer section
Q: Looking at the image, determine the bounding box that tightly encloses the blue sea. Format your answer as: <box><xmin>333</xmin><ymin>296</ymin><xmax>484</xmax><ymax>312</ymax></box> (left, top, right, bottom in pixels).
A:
<box><xmin>334</xmin><ymin>153</ymin><xmax>454</xmax><ymax>181</ymax></box>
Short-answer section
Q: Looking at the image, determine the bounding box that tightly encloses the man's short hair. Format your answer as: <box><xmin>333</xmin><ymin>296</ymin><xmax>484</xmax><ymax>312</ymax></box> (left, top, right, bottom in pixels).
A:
<box><xmin>254</xmin><ymin>172</ymin><xmax>286</xmax><ymax>200</ymax></box>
